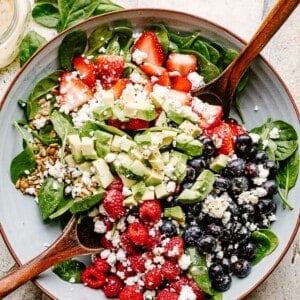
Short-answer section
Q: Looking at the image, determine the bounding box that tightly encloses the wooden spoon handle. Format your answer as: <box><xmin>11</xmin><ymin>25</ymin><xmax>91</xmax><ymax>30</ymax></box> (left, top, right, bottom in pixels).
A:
<box><xmin>226</xmin><ymin>0</ymin><xmax>299</xmax><ymax>96</ymax></box>
<box><xmin>0</xmin><ymin>218</ymin><xmax>85</xmax><ymax>298</ymax></box>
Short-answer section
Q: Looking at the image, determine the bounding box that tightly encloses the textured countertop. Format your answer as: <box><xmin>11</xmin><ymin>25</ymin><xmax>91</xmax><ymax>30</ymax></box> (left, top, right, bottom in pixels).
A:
<box><xmin>0</xmin><ymin>0</ymin><xmax>299</xmax><ymax>299</ymax></box>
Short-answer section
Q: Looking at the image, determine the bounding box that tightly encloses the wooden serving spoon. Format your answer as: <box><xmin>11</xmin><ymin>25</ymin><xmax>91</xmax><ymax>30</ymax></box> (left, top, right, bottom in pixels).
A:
<box><xmin>192</xmin><ymin>0</ymin><xmax>299</xmax><ymax>117</ymax></box>
<box><xmin>0</xmin><ymin>216</ymin><xmax>102</xmax><ymax>298</ymax></box>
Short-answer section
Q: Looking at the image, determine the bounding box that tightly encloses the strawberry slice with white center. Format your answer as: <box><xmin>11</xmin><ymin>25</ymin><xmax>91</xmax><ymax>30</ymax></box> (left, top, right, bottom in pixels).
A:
<box><xmin>95</xmin><ymin>55</ymin><xmax>125</xmax><ymax>89</ymax></box>
<box><xmin>58</xmin><ymin>72</ymin><xmax>93</xmax><ymax>113</ymax></box>
<box><xmin>132</xmin><ymin>31</ymin><xmax>164</xmax><ymax>66</ymax></box>
<box><xmin>73</xmin><ymin>56</ymin><xmax>96</xmax><ymax>89</ymax></box>
<box><xmin>111</xmin><ymin>78</ymin><xmax>131</xmax><ymax>100</ymax></box>
<box><xmin>171</xmin><ymin>75</ymin><xmax>192</xmax><ymax>92</ymax></box>
<box><xmin>139</xmin><ymin>63</ymin><xmax>165</xmax><ymax>76</ymax></box>
<box><xmin>166</xmin><ymin>53</ymin><xmax>197</xmax><ymax>76</ymax></box>
<box><xmin>192</xmin><ymin>98</ymin><xmax>223</xmax><ymax>129</ymax></box>
<box><xmin>167</xmin><ymin>88</ymin><xmax>192</xmax><ymax>106</ymax></box>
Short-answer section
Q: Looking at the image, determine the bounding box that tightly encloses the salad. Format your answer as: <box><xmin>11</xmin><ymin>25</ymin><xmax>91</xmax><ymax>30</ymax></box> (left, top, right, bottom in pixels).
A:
<box><xmin>10</xmin><ymin>22</ymin><xmax>298</xmax><ymax>300</ymax></box>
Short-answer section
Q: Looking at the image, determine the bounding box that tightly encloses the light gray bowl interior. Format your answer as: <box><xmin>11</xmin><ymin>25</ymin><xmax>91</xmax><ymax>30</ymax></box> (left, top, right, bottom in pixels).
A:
<box><xmin>0</xmin><ymin>9</ymin><xmax>299</xmax><ymax>300</ymax></box>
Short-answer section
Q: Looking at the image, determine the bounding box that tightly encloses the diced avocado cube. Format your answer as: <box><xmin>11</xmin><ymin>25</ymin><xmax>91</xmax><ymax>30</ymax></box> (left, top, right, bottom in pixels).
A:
<box><xmin>81</xmin><ymin>136</ymin><xmax>98</xmax><ymax>160</ymax></box>
<box><xmin>150</xmin><ymin>86</ymin><xmax>168</xmax><ymax>107</ymax></box>
<box><xmin>141</xmin><ymin>187</ymin><xmax>155</xmax><ymax>201</ymax></box>
<box><xmin>145</xmin><ymin>170</ymin><xmax>164</xmax><ymax>186</ymax></box>
<box><xmin>93</xmin><ymin>105</ymin><xmax>113</xmax><ymax>121</ymax></box>
<box><xmin>191</xmin><ymin>169</ymin><xmax>215</xmax><ymax>200</ymax></box>
<box><xmin>162</xmin><ymin>102</ymin><xmax>185</xmax><ymax>125</ymax></box>
<box><xmin>120</xmin><ymin>138</ymin><xmax>136</xmax><ymax>153</ymax></box>
<box><xmin>155</xmin><ymin>111</ymin><xmax>168</xmax><ymax>127</ymax></box>
<box><xmin>179</xmin><ymin>120</ymin><xmax>201</xmax><ymax>138</ymax></box>
<box><xmin>64</xmin><ymin>154</ymin><xmax>76</xmax><ymax>167</ymax></box>
<box><xmin>130</xmin><ymin>160</ymin><xmax>151</xmax><ymax>177</ymax></box>
<box><xmin>161</xmin><ymin>130</ymin><xmax>178</xmax><ymax>147</ymax></box>
<box><xmin>210</xmin><ymin>154</ymin><xmax>229</xmax><ymax>172</ymax></box>
<box><xmin>169</xmin><ymin>151</ymin><xmax>188</xmax><ymax>182</ymax></box>
<box><xmin>185</xmin><ymin>140</ymin><xmax>203</xmax><ymax>156</ymax></box>
<box><xmin>134</xmin><ymin>132</ymin><xmax>152</xmax><ymax>145</ymax></box>
<box><xmin>67</xmin><ymin>134</ymin><xmax>83</xmax><ymax>163</ymax></box>
<box><xmin>111</xmin><ymin>135</ymin><xmax>123</xmax><ymax>152</ymax></box>
<box><xmin>177</xmin><ymin>189</ymin><xmax>202</xmax><ymax>204</ymax></box>
<box><xmin>123</xmin><ymin>195</ymin><xmax>138</xmax><ymax>207</ymax></box>
<box><xmin>92</xmin><ymin>159</ymin><xmax>114</xmax><ymax>188</ymax></box>
<box><xmin>161</xmin><ymin>151</ymin><xmax>170</xmax><ymax>164</ymax></box>
<box><xmin>101</xmin><ymin>90</ymin><xmax>114</xmax><ymax>105</ymax></box>
<box><xmin>94</xmin><ymin>130</ymin><xmax>113</xmax><ymax>158</ymax></box>
<box><xmin>164</xmin><ymin>206</ymin><xmax>185</xmax><ymax>223</ymax></box>
<box><xmin>123</xmin><ymin>101</ymin><xmax>156</xmax><ymax>121</ymax></box>
<box><xmin>118</xmin><ymin>174</ymin><xmax>136</xmax><ymax>188</ymax></box>
<box><xmin>155</xmin><ymin>182</ymin><xmax>172</xmax><ymax>199</ymax></box>
<box><xmin>175</xmin><ymin>133</ymin><xmax>194</xmax><ymax>148</ymax></box>
<box><xmin>112</xmin><ymin>102</ymin><xmax>128</xmax><ymax>122</ymax></box>
<box><xmin>178</xmin><ymin>106</ymin><xmax>200</xmax><ymax>123</ymax></box>
<box><xmin>149</xmin><ymin>155</ymin><xmax>164</xmax><ymax>171</ymax></box>
<box><xmin>131</xmin><ymin>182</ymin><xmax>146</xmax><ymax>200</ymax></box>
<box><xmin>78</xmin><ymin>162</ymin><xmax>93</xmax><ymax>174</ymax></box>
<box><xmin>130</xmin><ymin>148</ymin><xmax>144</xmax><ymax>160</ymax></box>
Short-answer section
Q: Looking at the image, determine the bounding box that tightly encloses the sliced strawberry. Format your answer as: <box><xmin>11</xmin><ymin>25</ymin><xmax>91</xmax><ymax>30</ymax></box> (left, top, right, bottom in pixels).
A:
<box><xmin>166</xmin><ymin>53</ymin><xmax>197</xmax><ymax>76</ymax></box>
<box><xmin>157</xmin><ymin>71</ymin><xmax>171</xmax><ymax>87</ymax></box>
<box><xmin>192</xmin><ymin>100</ymin><xmax>223</xmax><ymax>129</ymax></box>
<box><xmin>132</xmin><ymin>31</ymin><xmax>164</xmax><ymax>66</ymax></box>
<box><xmin>171</xmin><ymin>75</ymin><xmax>192</xmax><ymax>92</ymax></box>
<box><xmin>139</xmin><ymin>63</ymin><xmax>165</xmax><ymax>76</ymax></box>
<box><xmin>73</xmin><ymin>56</ymin><xmax>96</xmax><ymax>89</ymax></box>
<box><xmin>107</xmin><ymin>119</ymin><xmax>126</xmax><ymax>130</ymax></box>
<box><xmin>144</xmin><ymin>79</ymin><xmax>154</xmax><ymax>95</ymax></box>
<box><xmin>58</xmin><ymin>72</ymin><xmax>93</xmax><ymax>112</ymax></box>
<box><xmin>206</xmin><ymin>121</ymin><xmax>234</xmax><ymax>155</ymax></box>
<box><xmin>167</xmin><ymin>88</ymin><xmax>192</xmax><ymax>106</ymax></box>
<box><xmin>227</xmin><ymin>118</ymin><xmax>247</xmax><ymax>136</ymax></box>
<box><xmin>111</xmin><ymin>78</ymin><xmax>130</xmax><ymax>99</ymax></box>
<box><xmin>125</xmin><ymin>119</ymin><xmax>150</xmax><ymax>131</ymax></box>
<box><xmin>95</xmin><ymin>55</ymin><xmax>125</xmax><ymax>89</ymax></box>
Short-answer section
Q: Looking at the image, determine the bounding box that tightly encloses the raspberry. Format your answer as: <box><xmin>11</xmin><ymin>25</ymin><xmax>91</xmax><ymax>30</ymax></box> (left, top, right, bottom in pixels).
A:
<box><xmin>125</xmin><ymin>118</ymin><xmax>150</xmax><ymax>130</ymax></box>
<box><xmin>128</xmin><ymin>254</ymin><xmax>146</xmax><ymax>273</ymax></box>
<box><xmin>120</xmin><ymin>232</ymin><xmax>139</xmax><ymax>254</ymax></box>
<box><xmin>93</xmin><ymin>257</ymin><xmax>110</xmax><ymax>273</ymax></box>
<box><xmin>107</xmin><ymin>177</ymin><xmax>123</xmax><ymax>192</ymax></box>
<box><xmin>156</xmin><ymin>289</ymin><xmax>179</xmax><ymax>300</ymax></box>
<box><xmin>103</xmin><ymin>274</ymin><xmax>123</xmax><ymax>298</ymax></box>
<box><xmin>100</xmin><ymin>235</ymin><xmax>114</xmax><ymax>249</ymax></box>
<box><xmin>164</xmin><ymin>236</ymin><xmax>184</xmax><ymax>259</ymax></box>
<box><xmin>127</xmin><ymin>222</ymin><xmax>149</xmax><ymax>246</ymax></box>
<box><xmin>116</xmin><ymin>262</ymin><xmax>134</xmax><ymax>278</ymax></box>
<box><xmin>187</xmin><ymin>278</ymin><xmax>206</xmax><ymax>300</ymax></box>
<box><xmin>139</xmin><ymin>199</ymin><xmax>162</xmax><ymax>223</ymax></box>
<box><xmin>119</xmin><ymin>284</ymin><xmax>144</xmax><ymax>300</ymax></box>
<box><xmin>103</xmin><ymin>189</ymin><xmax>126</xmax><ymax>220</ymax></box>
<box><xmin>80</xmin><ymin>266</ymin><xmax>106</xmax><ymax>289</ymax></box>
<box><xmin>144</xmin><ymin>226</ymin><xmax>161</xmax><ymax>249</ymax></box>
<box><xmin>143</xmin><ymin>267</ymin><xmax>162</xmax><ymax>290</ymax></box>
<box><xmin>161</xmin><ymin>260</ymin><xmax>181</xmax><ymax>280</ymax></box>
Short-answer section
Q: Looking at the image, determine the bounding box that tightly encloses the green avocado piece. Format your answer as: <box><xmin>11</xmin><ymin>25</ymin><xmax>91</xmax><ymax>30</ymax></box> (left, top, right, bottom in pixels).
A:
<box><xmin>209</xmin><ymin>154</ymin><xmax>228</xmax><ymax>172</ymax></box>
<box><xmin>164</xmin><ymin>206</ymin><xmax>185</xmax><ymax>222</ymax></box>
<box><xmin>177</xmin><ymin>189</ymin><xmax>202</xmax><ymax>204</ymax></box>
<box><xmin>70</xmin><ymin>191</ymin><xmax>105</xmax><ymax>213</ymax></box>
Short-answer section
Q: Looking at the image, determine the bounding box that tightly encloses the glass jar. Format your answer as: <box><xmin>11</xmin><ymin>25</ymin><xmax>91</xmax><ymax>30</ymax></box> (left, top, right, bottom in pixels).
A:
<box><xmin>0</xmin><ymin>0</ymin><xmax>31</xmax><ymax>68</ymax></box>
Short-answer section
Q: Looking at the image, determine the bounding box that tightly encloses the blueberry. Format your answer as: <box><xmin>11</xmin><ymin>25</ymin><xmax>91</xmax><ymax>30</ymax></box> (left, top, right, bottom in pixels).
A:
<box><xmin>211</xmin><ymin>274</ymin><xmax>232</xmax><ymax>292</ymax></box>
<box><xmin>226</xmin><ymin>158</ymin><xmax>246</xmax><ymax>176</ymax></box>
<box><xmin>264</xmin><ymin>160</ymin><xmax>278</xmax><ymax>178</ymax></box>
<box><xmin>208</xmin><ymin>263</ymin><xmax>225</xmax><ymax>279</ymax></box>
<box><xmin>262</xmin><ymin>180</ymin><xmax>278</xmax><ymax>196</ymax></box>
<box><xmin>244</xmin><ymin>162</ymin><xmax>259</xmax><ymax>177</ymax></box>
<box><xmin>231</xmin><ymin>259</ymin><xmax>251</xmax><ymax>278</ymax></box>
<box><xmin>188</xmin><ymin>157</ymin><xmax>207</xmax><ymax>173</ymax></box>
<box><xmin>234</xmin><ymin>225</ymin><xmax>250</xmax><ymax>241</ymax></box>
<box><xmin>206</xmin><ymin>223</ymin><xmax>223</xmax><ymax>237</ymax></box>
<box><xmin>235</xmin><ymin>134</ymin><xmax>253</xmax><ymax>156</ymax></box>
<box><xmin>181</xmin><ymin>181</ymin><xmax>194</xmax><ymax>190</ymax></box>
<box><xmin>185</xmin><ymin>166</ymin><xmax>196</xmax><ymax>181</ymax></box>
<box><xmin>254</xmin><ymin>150</ymin><xmax>268</xmax><ymax>163</ymax></box>
<box><xmin>214</xmin><ymin>176</ymin><xmax>231</xmax><ymax>192</ymax></box>
<box><xmin>239</xmin><ymin>241</ymin><xmax>257</xmax><ymax>260</ymax></box>
<box><xmin>241</xmin><ymin>204</ymin><xmax>255</xmax><ymax>216</ymax></box>
<box><xmin>245</xmin><ymin>146</ymin><xmax>258</xmax><ymax>161</ymax></box>
<box><xmin>231</xmin><ymin>176</ymin><xmax>249</xmax><ymax>194</ymax></box>
<box><xmin>183</xmin><ymin>226</ymin><xmax>202</xmax><ymax>246</ymax></box>
<box><xmin>160</xmin><ymin>219</ymin><xmax>178</xmax><ymax>237</ymax></box>
<box><xmin>228</xmin><ymin>202</ymin><xmax>240</xmax><ymax>216</ymax></box>
<box><xmin>197</xmin><ymin>235</ymin><xmax>217</xmax><ymax>254</ymax></box>
<box><xmin>255</xmin><ymin>198</ymin><xmax>277</xmax><ymax>215</ymax></box>
<box><xmin>200</xmin><ymin>136</ymin><xmax>216</xmax><ymax>157</ymax></box>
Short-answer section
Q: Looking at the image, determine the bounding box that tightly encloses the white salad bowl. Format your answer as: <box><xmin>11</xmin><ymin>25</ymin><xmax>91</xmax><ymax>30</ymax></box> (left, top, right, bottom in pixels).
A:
<box><xmin>0</xmin><ymin>9</ymin><xmax>299</xmax><ymax>300</ymax></box>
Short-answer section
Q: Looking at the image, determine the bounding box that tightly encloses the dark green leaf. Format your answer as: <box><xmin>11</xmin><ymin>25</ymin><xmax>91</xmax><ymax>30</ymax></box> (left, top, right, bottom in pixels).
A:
<box><xmin>35</xmin><ymin>0</ymin><xmax>58</xmax><ymax>5</ymax></box>
<box><xmin>57</xmin><ymin>0</ymin><xmax>99</xmax><ymax>32</ymax></box>
<box><xmin>58</xmin><ymin>29</ymin><xmax>87</xmax><ymax>71</ymax></box>
<box><xmin>52</xmin><ymin>259</ymin><xmax>85</xmax><ymax>283</ymax></box>
<box><xmin>19</xmin><ymin>31</ymin><xmax>47</xmax><ymax>66</ymax></box>
<box><xmin>49</xmin><ymin>198</ymin><xmax>74</xmax><ymax>219</ymax></box>
<box><xmin>106</xmin><ymin>35</ymin><xmax>120</xmax><ymax>55</ymax></box>
<box><xmin>87</xmin><ymin>25</ymin><xmax>114</xmax><ymax>56</ymax></box>
<box><xmin>38</xmin><ymin>177</ymin><xmax>64</xmax><ymax>220</ymax></box>
<box><xmin>32</xmin><ymin>3</ymin><xmax>60</xmax><ymax>28</ymax></box>
<box><xmin>70</xmin><ymin>191</ymin><xmax>105</xmax><ymax>213</ymax></box>
<box><xmin>93</xmin><ymin>0</ymin><xmax>123</xmax><ymax>15</ymax></box>
<box><xmin>26</xmin><ymin>70</ymin><xmax>62</xmax><ymax>120</ymax></box>
<box><xmin>192</xmin><ymin>40</ymin><xmax>210</xmax><ymax>60</ymax></box>
<box><xmin>10</xmin><ymin>146</ymin><xmax>36</xmax><ymax>184</ymax></box>
<box><xmin>31</xmin><ymin>124</ymin><xmax>61</xmax><ymax>145</ymax></box>
<box><xmin>203</xmin><ymin>42</ymin><xmax>220</xmax><ymax>65</ymax></box>
<box><xmin>79</xmin><ymin>121</ymin><xmax>101</xmax><ymax>137</ymax></box>
<box><xmin>145</xmin><ymin>23</ymin><xmax>169</xmax><ymax>55</ymax></box>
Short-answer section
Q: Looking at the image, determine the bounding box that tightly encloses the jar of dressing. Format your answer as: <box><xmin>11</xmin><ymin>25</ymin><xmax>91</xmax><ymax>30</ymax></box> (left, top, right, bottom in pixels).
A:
<box><xmin>0</xmin><ymin>0</ymin><xmax>31</xmax><ymax>68</ymax></box>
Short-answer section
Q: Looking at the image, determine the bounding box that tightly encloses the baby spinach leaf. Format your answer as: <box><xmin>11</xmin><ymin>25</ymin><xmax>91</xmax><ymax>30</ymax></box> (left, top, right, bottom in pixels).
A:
<box><xmin>106</xmin><ymin>35</ymin><xmax>120</xmax><ymax>55</ymax></box>
<box><xmin>203</xmin><ymin>42</ymin><xmax>220</xmax><ymax>65</ymax></box>
<box><xmin>26</xmin><ymin>70</ymin><xmax>62</xmax><ymax>120</ymax></box>
<box><xmin>70</xmin><ymin>191</ymin><xmax>105</xmax><ymax>213</ymax></box>
<box><xmin>38</xmin><ymin>177</ymin><xmax>64</xmax><ymax>220</ymax></box>
<box><xmin>57</xmin><ymin>0</ymin><xmax>99</xmax><ymax>32</ymax></box>
<box><xmin>10</xmin><ymin>146</ymin><xmax>36</xmax><ymax>184</ymax></box>
<box><xmin>87</xmin><ymin>25</ymin><xmax>114</xmax><ymax>56</ymax></box>
<box><xmin>145</xmin><ymin>23</ymin><xmax>170</xmax><ymax>55</ymax></box>
<box><xmin>32</xmin><ymin>3</ymin><xmax>60</xmax><ymax>28</ymax></box>
<box><xmin>92</xmin><ymin>0</ymin><xmax>123</xmax><ymax>15</ymax></box>
<box><xmin>19</xmin><ymin>31</ymin><xmax>47</xmax><ymax>66</ymax></box>
<box><xmin>59</xmin><ymin>29</ymin><xmax>87</xmax><ymax>71</ymax></box>
<box><xmin>251</xmin><ymin>229</ymin><xmax>279</xmax><ymax>265</ymax></box>
<box><xmin>192</xmin><ymin>40</ymin><xmax>210</xmax><ymax>61</ymax></box>
<box><xmin>31</xmin><ymin>124</ymin><xmax>61</xmax><ymax>146</ymax></box>
<box><xmin>49</xmin><ymin>198</ymin><xmax>74</xmax><ymax>219</ymax></box>
<box><xmin>52</xmin><ymin>259</ymin><xmax>85</xmax><ymax>283</ymax></box>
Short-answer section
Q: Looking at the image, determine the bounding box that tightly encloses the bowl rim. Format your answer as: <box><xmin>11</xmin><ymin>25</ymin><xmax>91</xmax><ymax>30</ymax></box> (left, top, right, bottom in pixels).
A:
<box><xmin>0</xmin><ymin>8</ymin><xmax>299</xmax><ymax>300</ymax></box>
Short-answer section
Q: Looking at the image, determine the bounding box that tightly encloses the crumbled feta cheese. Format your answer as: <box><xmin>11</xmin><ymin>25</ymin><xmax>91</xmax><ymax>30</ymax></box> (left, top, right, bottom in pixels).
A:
<box><xmin>122</xmin><ymin>186</ymin><xmax>132</xmax><ymax>197</ymax></box>
<box><xmin>178</xmin><ymin>254</ymin><xmax>191</xmax><ymax>270</ymax></box>
<box><xmin>94</xmin><ymin>220</ymin><xmax>107</xmax><ymax>234</ymax></box>
<box><xmin>231</xmin><ymin>255</ymin><xmax>238</xmax><ymax>263</ymax></box>
<box><xmin>249</xmin><ymin>133</ymin><xmax>261</xmax><ymax>144</ymax></box>
<box><xmin>179</xmin><ymin>285</ymin><xmax>196</xmax><ymax>300</ymax></box>
<box><xmin>167</xmin><ymin>181</ymin><xmax>176</xmax><ymax>193</ymax></box>
<box><xmin>202</xmin><ymin>193</ymin><xmax>231</xmax><ymax>219</ymax></box>
<box><xmin>132</xmin><ymin>49</ymin><xmax>148</xmax><ymax>64</ymax></box>
<box><xmin>144</xmin><ymin>290</ymin><xmax>156</xmax><ymax>300</ymax></box>
<box><xmin>32</xmin><ymin>117</ymin><xmax>48</xmax><ymax>129</ymax></box>
<box><xmin>187</xmin><ymin>72</ymin><xmax>205</xmax><ymax>89</ymax></box>
<box><xmin>269</xmin><ymin>127</ymin><xmax>280</xmax><ymax>139</ymax></box>
<box><xmin>238</xmin><ymin>191</ymin><xmax>259</xmax><ymax>205</ymax></box>
<box><xmin>104</xmin><ymin>153</ymin><xmax>117</xmax><ymax>163</ymax></box>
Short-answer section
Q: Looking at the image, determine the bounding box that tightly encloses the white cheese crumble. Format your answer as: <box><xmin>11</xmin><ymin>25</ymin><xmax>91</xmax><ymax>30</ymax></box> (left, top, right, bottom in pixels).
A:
<box><xmin>269</xmin><ymin>127</ymin><xmax>280</xmax><ymax>139</ymax></box>
<box><xmin>32</xmin><ymin>117</ymin><xmax>48</xmax><ymax>129</ymax></box>
<box><xmin>132</xmin><ymin>49</ymin><xmax>148</xmax><ymax>65</ymax></box>
<box><xmin>179</xmin><ymin>285</ymin><xmax>197</xmax><ymax>300</ymax></box>
<box><xmin>187</xmin><ymin>71</ymin><xmax>205</xmax><ymax>89</ymax></box>
<box><xmin>94</xmin><ymin>220</ymin><xmax>106</xmax><ymax>233</ymax></box>
<box><xmin>178</xmin><ymin>254</ymin><xmax>191</xmax><ymax>270</ymax></box>
<box><xmin>202</xmin><ymin>193</ymin><xmax>231</xmax><ymax>219</ymax></box>
<box><xmin>249</xmin><ymin>133</ymin><xmax>261</xmax><ymax>144</ymax></box>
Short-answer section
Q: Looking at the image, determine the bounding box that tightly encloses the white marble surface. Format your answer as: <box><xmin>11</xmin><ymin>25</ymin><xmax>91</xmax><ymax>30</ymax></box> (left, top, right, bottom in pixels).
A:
<box><xmin>0</xmin><ymin>0</ymin><xmax>299</xmax><ymax>299</ymax></box>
